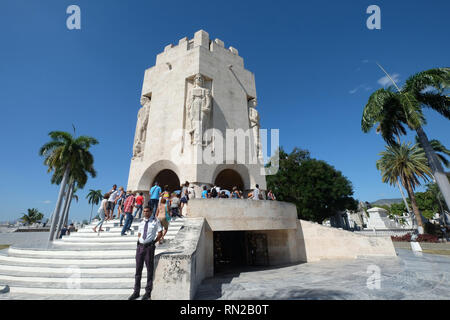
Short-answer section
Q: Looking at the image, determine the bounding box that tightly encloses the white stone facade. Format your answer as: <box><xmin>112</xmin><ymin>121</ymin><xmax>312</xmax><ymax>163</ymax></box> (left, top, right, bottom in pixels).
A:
<box><xmin>127</xmin><ymin>30</ymin><xmax>266</xmax><ymax>196</ymax></box>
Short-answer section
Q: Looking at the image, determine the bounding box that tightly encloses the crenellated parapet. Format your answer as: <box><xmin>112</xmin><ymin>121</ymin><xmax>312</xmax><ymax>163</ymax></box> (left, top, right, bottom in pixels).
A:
<box><xmin>154</xmin><ymin>30</ymin><xmax>244</xmax><ymax>68</ymax></box>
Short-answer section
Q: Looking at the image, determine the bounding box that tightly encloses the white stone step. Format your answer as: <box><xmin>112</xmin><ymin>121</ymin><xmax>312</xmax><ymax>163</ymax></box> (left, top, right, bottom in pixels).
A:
<box><xmin>0</xmin><ymin>270</ymin><xmax>139</xmax><ymax>290</ymax></box>
<box><xmin>78</xmin><ymin>222</ymin><xmax>183</xmax><ymax>234</ymax></box>
<box><xmin>51</xmin><ymin>242</ymin><xmax>172</xmax><ymax>248</ymax></box>
<box><xmin>65</xmin><ymin>229</ymin><xmax>179</xmax><ymax>239</ymax></box>
<box><xmin>6</xmin><ymin>247</ymin><xmax>136</xmax><ymax>258</ymax></box>
<box><xmin>87</xmin><ymin>219</ymin><xmax>184</xmax><ymax>227</ymax></box>
<box><xmin>60</xmin><ymin>236</ymin><xmax>138</xmax><ymax>242</ymax></box>
<box><xmin>0</xmin><ymin>264</ymin><xmax>136</xmax><ymax>276</ymax></box>
<box><xmin>63</xmin><ymin>229</ymin><xmax>179</xmax><ymax>243</ymax></box>
<box><xmin>7</xmin><ymin>286</ymin><xmax>131</xmax><ymax>297</ymax></box>
<box><xmin>0</xmin><ymin>254</ymin><xmax>136</xmax><ymax>267</ymax></box>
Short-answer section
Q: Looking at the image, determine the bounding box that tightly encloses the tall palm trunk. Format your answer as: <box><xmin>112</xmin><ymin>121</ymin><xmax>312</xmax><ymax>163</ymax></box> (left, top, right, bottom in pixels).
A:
<box><xmin>56</xmin><ymin>181</ymin><xmax>74</xmax><ymax>240</ymax></box>
<box><xmin>397</xmin><ymin>180</ymin><xmax>411</xmax><ymax>214</ymax></box>
<box><xmin>404</xmin><ymin>179</ymin><xmax>424</xmax><ymax>234</ymax></box>
<box><xmin>48</xmin><ymin>166</ymin><xmax>70</xmax><ymax>241</ymax></box>
<box><xmin>64</xmin><ymin>188</ymin><xmax>75</xmax><ymax>226</ymax></box>
<box><xmin>416</xmin><ymin>126</ymin><xmax>450</xmax><ymax>213</ymax></box>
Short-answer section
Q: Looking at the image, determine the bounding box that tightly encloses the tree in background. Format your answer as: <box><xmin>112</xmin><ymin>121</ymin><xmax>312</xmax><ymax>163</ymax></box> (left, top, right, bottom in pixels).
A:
<box><xmin>361</xmin><ymin>67</ymin><xmax>450</xmax><ymax>214</ymax></box>
<box><xmin>86</xmin><ymin>189</ymin><xmax>103</xmax><ymax>223</ymax></box>
<box><xmin>415</xmin><ymin>136</ymin><xmax>450</xmax><ymax>169</ymax></box>
<box><xmin>20</xmin><ymin>208</ymin><xmax>44</xmax><ymax>225</ymax></box>
<box><xmin>376</xmin><ymin>143</ymin><xmax>432</xmax><ymax>232</ymax></box>
<box><xmin>39</xmin><ymin>130</ymin><xmax>98</xmax><ymax>241</ymax></box>
<box><xmin>267</xmin><ymin>147</ymin><xmax>357</xmax><ymax>223</ymax></box>
<box><xmin>390</xmin><ymin>202</ymin><xmax>406</xmax><ymax>216</ymax></box>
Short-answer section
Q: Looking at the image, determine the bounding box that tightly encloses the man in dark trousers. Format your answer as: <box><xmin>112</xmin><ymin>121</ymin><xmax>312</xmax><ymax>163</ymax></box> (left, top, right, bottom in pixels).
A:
<box><xmin>128</xmin><ymin>206</ymin><xmax>163</xmax><ymax>300</ymax></box>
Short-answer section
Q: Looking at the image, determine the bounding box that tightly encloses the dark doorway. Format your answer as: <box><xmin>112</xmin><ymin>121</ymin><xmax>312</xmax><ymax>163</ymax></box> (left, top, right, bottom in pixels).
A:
<box><xmin>214</xmin><ymin>231</ymin><xmax>247</xmax><ymax>274</ymax></box>
<box><xmin>214</xmin><ymin>169</ymin><xmax>244</xmax><ymax>192</ymax></box>
<box><xmin>213</xmin><ymin>231</ymin><xmax>270</xmax><ymax>274</ymax></box>
<box><xmin>152</xmin><ymin>169</ymin><xmax>180</xmax><ymax>193</ymax></box>
<box><xmin>246</xmin><ymin>233</ymin><xmax>269</xmax><ymax>266</ymax></box>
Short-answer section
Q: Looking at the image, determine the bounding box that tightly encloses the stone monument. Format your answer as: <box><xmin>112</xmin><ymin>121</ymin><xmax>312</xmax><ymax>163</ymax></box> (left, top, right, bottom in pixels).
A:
<box><xmin>124</xmin><ymin>31</ymin><xmax>396</xmax><ymax>300</ymax></box>
<box><xmin>127</xmin><ymin>30</ymin><xmax>267</xmax><ymax>197</ymax></box>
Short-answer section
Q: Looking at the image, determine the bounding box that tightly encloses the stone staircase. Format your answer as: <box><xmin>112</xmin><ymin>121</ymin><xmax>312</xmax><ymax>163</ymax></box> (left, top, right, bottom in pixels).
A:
<box><xmin>0</xmin><ymin>217</ymin><xmax>185</xmax><ymax>300</ymax></box>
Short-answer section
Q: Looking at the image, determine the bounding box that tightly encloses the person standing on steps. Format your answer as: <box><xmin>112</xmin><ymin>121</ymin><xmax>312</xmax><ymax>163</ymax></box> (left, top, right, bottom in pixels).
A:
<box><xmin>156</xmin><ymin>198</ymin><xmax>170</xmax><ymax>244</ymax></box>
<box><xmin>106</xmin><ymin>185</ymin><xmax>119</xmax><ymax>221</ymax></box>
<box><xmin>128</xmin><ymin>206</ymin><xmax>162</xmax><ymax>301</ymax></box>
<box><xmin>134</xmin><ymin>192</ymin><xmax>144</xmax><ymax>219</ymax></box>
<box><xmin>121</xmin><ymin>191</ymin><xmax>136</xmax><ymax>236</ymax></box>
<box><xmin>148</xmin><ymin>182</ymin><xmax>161</xmax><ymax>220</ymax></box>
<box><xmin>93</xmin><ymin>193</ymin><xmax>110</xmax><ymax>233</ymax></box>
<box><xmin>170</xmin><ymin>192</ymin><xmax>182</xmax><ymax>219</ymax></box>
<box><xmin>179</xmin><ymin>181</ymin><xmax>189</xmax><ymax>216</ymax></box>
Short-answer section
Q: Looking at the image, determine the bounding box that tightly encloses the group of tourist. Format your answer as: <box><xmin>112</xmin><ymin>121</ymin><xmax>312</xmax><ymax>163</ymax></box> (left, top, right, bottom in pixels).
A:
<box><xmin>91</xmin><ymin>181</ymin><xmax>276</xmax><ymax>300</ymax></box>
<box><xmin>92</xmin><ymin>182</ymin><xmax>189</xmax><ymax>237</ymax></box>
<box><xmin>200</xmin><ymin>184</ymin><xmax>277</xmax><ymax>201</ymax></box>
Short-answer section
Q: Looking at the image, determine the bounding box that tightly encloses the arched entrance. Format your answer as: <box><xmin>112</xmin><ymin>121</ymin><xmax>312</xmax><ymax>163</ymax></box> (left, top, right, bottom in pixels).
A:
<box><xmin>214</xmin><ymin>169</ymin><xmax>244</xmax><ymax>191</ymax></box>
<box><xmin>152</xmin><ymin>169</ymin><xmax>180</xmax><ymax>192</ymax></box>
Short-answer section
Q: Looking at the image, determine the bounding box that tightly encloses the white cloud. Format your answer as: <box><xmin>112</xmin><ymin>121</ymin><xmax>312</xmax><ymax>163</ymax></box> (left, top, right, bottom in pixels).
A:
<box><xmin>349</xmin><ymin>84</ymin><xmax>373</xmax><ymax>94</ymax></box>
<box><xmin>377</xmin><ymin>73</ymin><xmax>400</xmax><ymax>87</ymax></box>
<box><xmin>349</xmin><ymin>86</ymin><xmax>360</xmax><ymax>94</ymax></box>
<box><xmin>42</xmin><ymin>200</ymin><xmax>51</xmax><ymax>204</ymax></box>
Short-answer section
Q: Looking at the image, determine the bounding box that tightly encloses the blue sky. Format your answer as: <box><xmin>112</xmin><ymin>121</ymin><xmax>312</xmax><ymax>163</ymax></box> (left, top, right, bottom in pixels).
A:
<box><xmin>0</xmin><ymin>0</ymin><xmax>449</xmax><ymax>223</ymax></box>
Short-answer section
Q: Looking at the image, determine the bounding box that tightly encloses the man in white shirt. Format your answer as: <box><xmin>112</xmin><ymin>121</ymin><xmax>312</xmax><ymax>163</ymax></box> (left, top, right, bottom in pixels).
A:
<box><xmin>252</xmin><ymin>184</ymin><xmax>260</xmax><ymax>200</ymax></box>
<box><xmin>106</xmin><ymin>184</ymin><xmax>118</xmax><ymax>220</ymax></box>
<box><xmin>128</xmin><ymin>206</ymin><xmax>163</xmax><ymax>300</ymax></box>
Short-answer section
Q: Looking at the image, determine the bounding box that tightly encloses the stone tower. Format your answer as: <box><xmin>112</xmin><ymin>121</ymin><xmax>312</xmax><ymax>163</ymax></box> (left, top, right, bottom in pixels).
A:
<box><xmin>127</xmin><ymin>30</ymin><xmax>266</xmax><ymax>196</ymax></box>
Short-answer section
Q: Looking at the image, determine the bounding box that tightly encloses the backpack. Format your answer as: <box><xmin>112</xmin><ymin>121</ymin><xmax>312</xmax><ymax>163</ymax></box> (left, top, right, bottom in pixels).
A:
<box><xmin>211</xmin><ymin>188</ymin><xmax>218</xmax><ymax>198</ymax></box>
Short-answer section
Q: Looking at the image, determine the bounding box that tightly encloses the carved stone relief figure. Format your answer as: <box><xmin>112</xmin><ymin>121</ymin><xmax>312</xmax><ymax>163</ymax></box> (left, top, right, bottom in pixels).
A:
<box><xmin>186</xmin><ymin>74</ymin><xmax>212</xmax><ymax>145</ymax></box>
<box><xmin>132</xmin><ymin>96</ymin><xmax>151</xmax><ymax>159</ymax></box>
<box><xmin>248</xmin><ymin>98</ymin><xmax>262</xmax><ymax>160</ymax></box>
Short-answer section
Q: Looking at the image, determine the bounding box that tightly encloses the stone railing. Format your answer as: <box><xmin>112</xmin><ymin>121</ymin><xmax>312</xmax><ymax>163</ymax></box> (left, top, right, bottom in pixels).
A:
<box><xmin>152</xmin><ymin>217</ymin><xmax>208</xmax><ymax>300</ymax></box>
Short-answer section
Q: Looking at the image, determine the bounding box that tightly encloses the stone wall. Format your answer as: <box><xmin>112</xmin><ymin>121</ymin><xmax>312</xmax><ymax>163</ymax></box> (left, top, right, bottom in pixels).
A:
<box><xmin>152</xmin><ymin>217</ymin><xmax>211</xmax><ymax>300</ymax></box>
<box><xmin>296</xmin><ymin>220</ymin><xmax>397</xmax><ymax>262</ymax></box>
<box><xmin>187</xmin><ymin>199</ymin><xmax>397</xmax><ymax>263</ymax></box>
<box><xmin>187</xmin><ymin>199</ymin><xmax>298</xmax><ymax>231</ymax></box>
<box><xmin>153</xmin><ymin>200</ymin><xmax>397</xmax><ymax>299</ymax></box>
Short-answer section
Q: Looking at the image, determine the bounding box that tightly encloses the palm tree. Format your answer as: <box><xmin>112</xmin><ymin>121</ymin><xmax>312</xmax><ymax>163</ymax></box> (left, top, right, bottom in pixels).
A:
<box><xmin>415</xmin><ymin>136</ymin><xmax>450</xmax><ymax>169</ymax></box>
<box><xmin>20</xmin><ymin>208</ymin><xmax>44</xmax><ymax>225</ymax></box>
<box><xmin>362</xmin><ymin>67</ymin><xmax>450</xmax><ymax>212</ymax></box>
<box><xmin>376</xmin><ymin>143</ymin><xmax>432</xmax><ymax>233</ymax></box>
<box><xmin>86</xmin><ymin>189</ymin><xmax>102</xmax><ymax>223</ymax></box>
<box><xmin>39</xmin><ymin>130</ymin><xmax>98</xmax><ymax>241</ymax></box>
<box><xmin>426</xmin><ymin>182</ymin><xmax>448</xmax><ymax>213</ymax></box>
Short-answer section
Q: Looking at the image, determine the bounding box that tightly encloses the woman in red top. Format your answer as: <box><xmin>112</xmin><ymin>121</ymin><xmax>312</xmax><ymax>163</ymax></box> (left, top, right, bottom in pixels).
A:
<box><xmin>133</xmin><ymin>192</ymin><xmax>144</xmax><ymax>219</ymax></box>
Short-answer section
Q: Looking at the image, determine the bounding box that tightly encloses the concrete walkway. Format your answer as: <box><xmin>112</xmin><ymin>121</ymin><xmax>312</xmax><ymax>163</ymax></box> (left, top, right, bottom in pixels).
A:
<box><xmin>195</xmin><ymin>249</ymin><xmax>450</xmax><ymax>300</ymax></box>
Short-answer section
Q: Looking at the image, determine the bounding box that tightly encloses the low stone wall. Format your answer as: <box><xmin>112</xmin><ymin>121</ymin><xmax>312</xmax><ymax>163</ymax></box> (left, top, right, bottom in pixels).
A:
<box><xmin>187</xmin><ymin>199</ymin><xmax>298</xmax><ymax>231</ymax></box>
<box><xmin>152</xmin><ymin>218</ymin><xmax>209</xmax><ymax>300</ymax></box>
<box><xmin>296</xmin><ymin>220</ymin><xmax>397</xmax><ymax>262</ymax></box>
<box><xmin>153</xmin><ymin>201</ymin><xmax>398</xmax><ymax>299</ymax></box>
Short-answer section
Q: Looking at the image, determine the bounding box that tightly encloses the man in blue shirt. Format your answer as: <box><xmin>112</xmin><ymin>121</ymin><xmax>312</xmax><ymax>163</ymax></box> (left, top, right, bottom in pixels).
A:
<box><xmin>148</xmin><ymin>182</ymin><xmax>161</xmax><ymax>219</ymax></box>
<box><xmin>201</xmin><ymin>185</ymin><xmax>208</xmax><ymax>199</ymax></box>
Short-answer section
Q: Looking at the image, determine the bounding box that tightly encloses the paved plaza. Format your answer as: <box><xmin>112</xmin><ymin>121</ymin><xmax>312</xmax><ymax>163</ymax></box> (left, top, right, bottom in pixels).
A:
<box><xmin>195</xmin><ymin>249</ymin><xmax>450</xmax><ymax>300</ymax></box>
<box><xmin>1</xmin><ymin>228</ymin><xmax>449</xmax><ymax>300</ymax></box>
